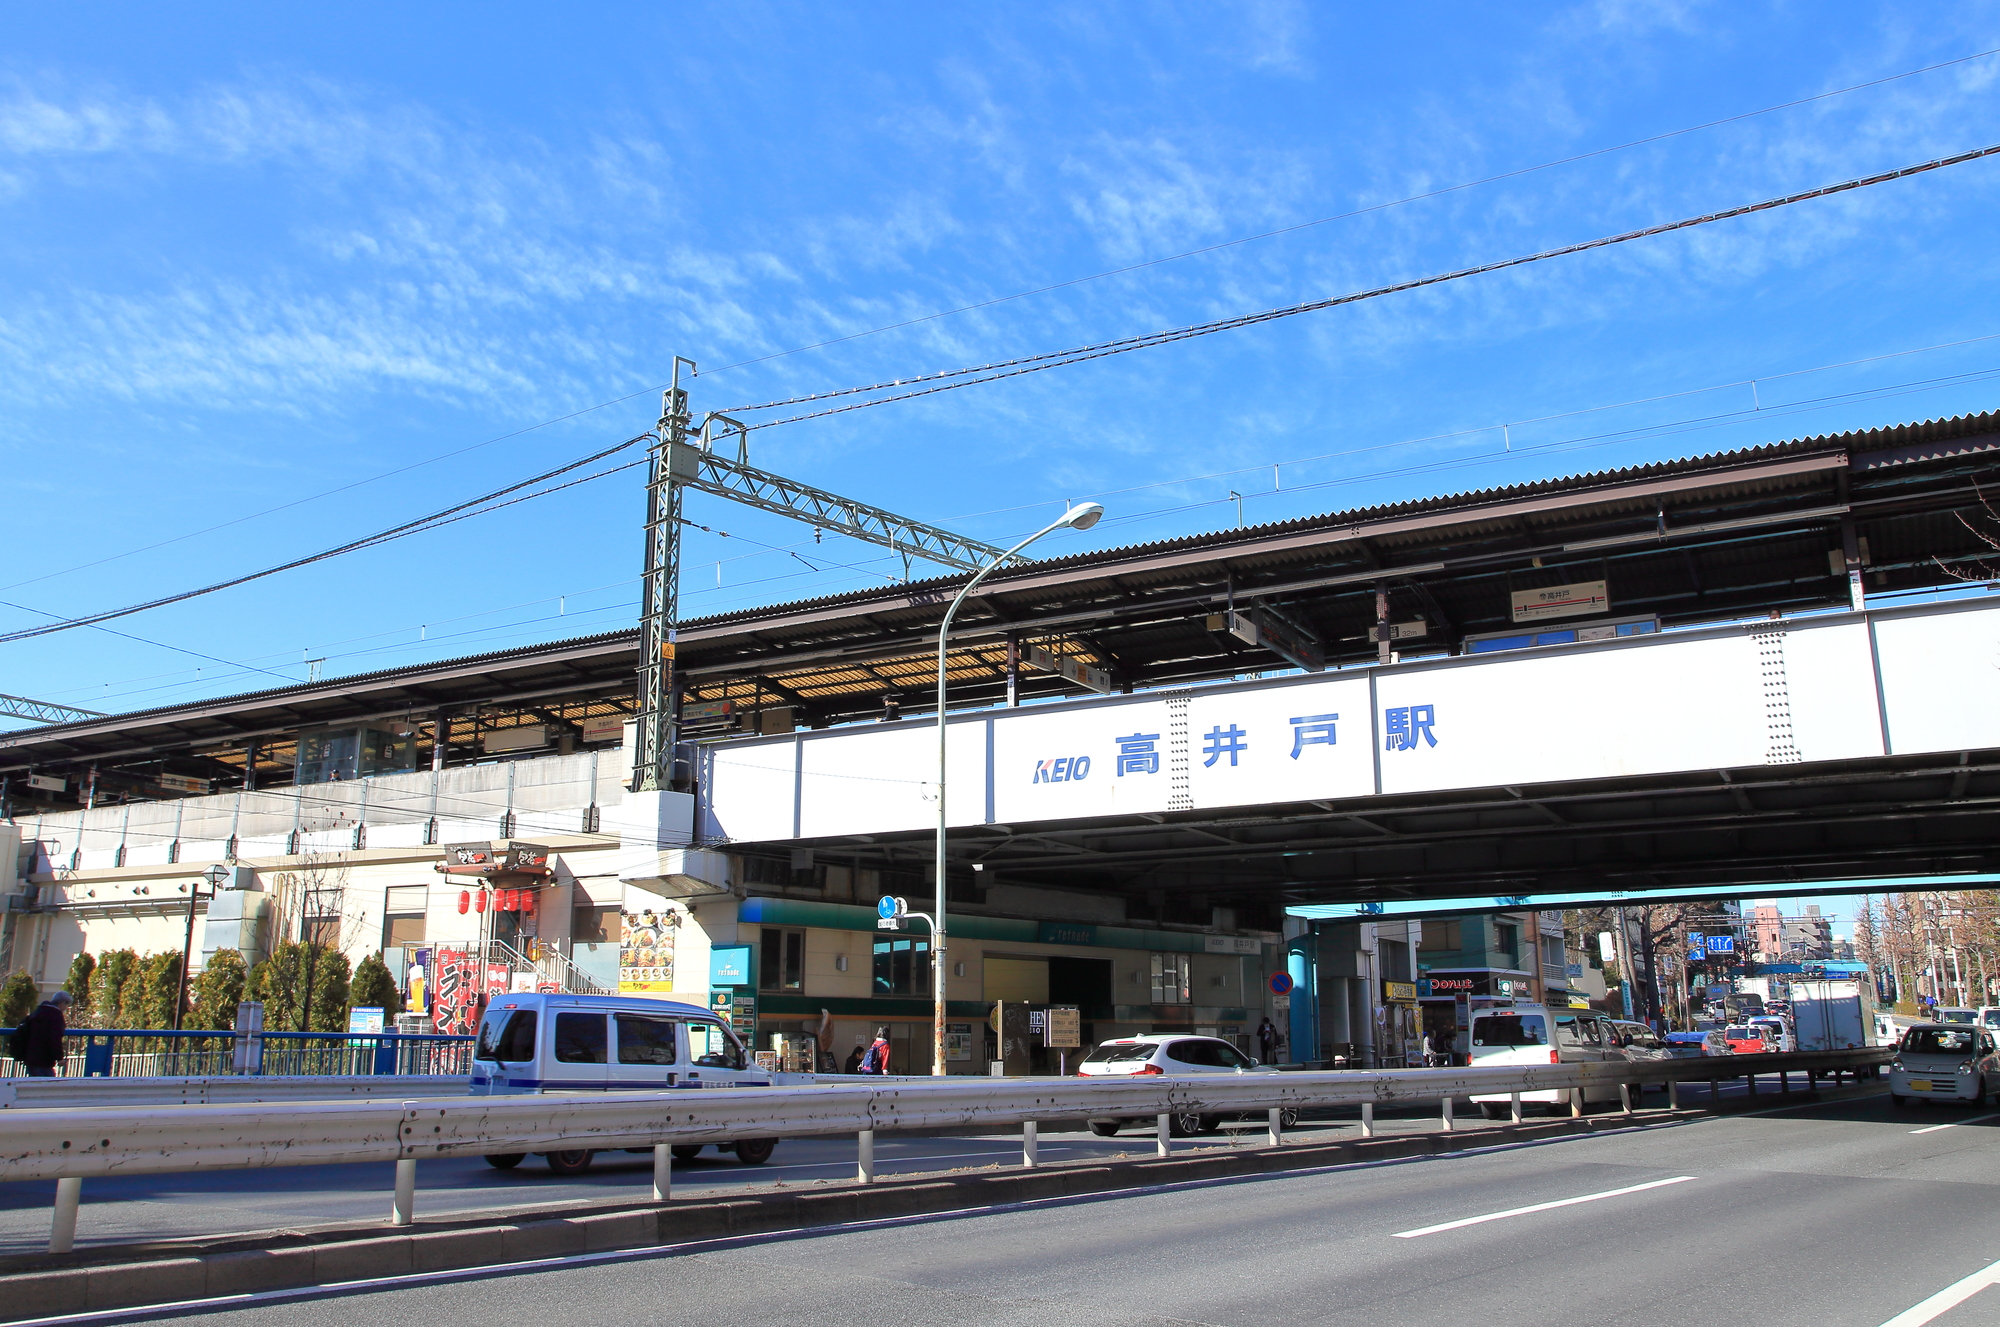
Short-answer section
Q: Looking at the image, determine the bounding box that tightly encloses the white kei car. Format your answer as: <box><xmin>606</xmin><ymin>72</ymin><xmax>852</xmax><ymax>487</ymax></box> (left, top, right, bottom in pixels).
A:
<box><xmin>1075</xmin><ymin>1034</ymin><xmax>1289</xmax><ymax>1138</ymax></box>
<box><xmin>1889</xmin><ymin>1023</ymin><xmax>2000</xmax><ymax>1106</ymax></box>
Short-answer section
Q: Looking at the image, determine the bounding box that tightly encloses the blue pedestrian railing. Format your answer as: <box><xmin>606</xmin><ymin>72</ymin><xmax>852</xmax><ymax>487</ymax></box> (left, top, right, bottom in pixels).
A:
<box><xmin>3</xmin><ymin>1029</ymin><xmax>475</xmax><ymax>1079</ymax></box>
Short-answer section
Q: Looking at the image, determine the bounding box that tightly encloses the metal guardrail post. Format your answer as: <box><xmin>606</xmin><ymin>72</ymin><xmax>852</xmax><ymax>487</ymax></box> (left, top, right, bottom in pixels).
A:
<box><xmin>49</xmin><ymin>1178</ymin><xmax>80</xmax><ymax>1254</ymax></box>
<box><xmin>1746</xmin><ymin>1071</ymin><xmax>1757</xmax><ymax>1097</ymax></box>
<box><xmin>1022</xmin><ymin>1121</ymin><xmax>1038</xmax><ymax>1169</ymax></box>
<box><xmin>1156</xmin><ymin>1113</ymin><xmax>1171</xmax><ymax>1157</ymax></box>
<box><xmin>1361</xmin><ymin>1102</ymin><xmax>1374</xmax><ymax>1138</ymax></box>
<box><xmin>1510</xmin><ymin>1092</ymin><xmax>1522</xmax><ymax>1124</ymax></box>
<box><xmin>1441</xmin><ymin>1095</ymin><xmax>1454</xmax><ymax>1132</ymax></box>
<box><xmin>1619</xmin><ymin>1083</ymin><xmax>1632</xmax><ymax>1115</ymax></box>
<box><xmin>1569</xmin><ymin>1088</ymin><xmax>1582</xmax><ymax>1118</ymax></box>
<box><xmin>653</xmin><ymin>1144</ymin><xmax>671</xmax><ymax>1201</ymax></box>
<box><xmin>1266</xmin><ymin>1108</ymin><xmax>1282</xmax><ymax>1147</ymax></box>
<box><xmin>857</xmin><ymin>1129</ymin><xmax>874</xmax><ymax>1184</ymax></box>
<box><xmin>391</xmin><ymin>1159</ymin><xmax>416</xmax><ymax>1226</ymax></box>
<box><xmin>1669</xmin><ymin>1080</ymin><xmax>1679</xmax><ymax>1109</ymax></box>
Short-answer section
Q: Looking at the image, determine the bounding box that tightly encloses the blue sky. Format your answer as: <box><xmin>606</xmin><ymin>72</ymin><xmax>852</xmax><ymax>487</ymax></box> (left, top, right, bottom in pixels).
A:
<box><xmin>4</xmin><ymin>0</ymin><xmax>2000</xmax><ymax>733</ymax></box>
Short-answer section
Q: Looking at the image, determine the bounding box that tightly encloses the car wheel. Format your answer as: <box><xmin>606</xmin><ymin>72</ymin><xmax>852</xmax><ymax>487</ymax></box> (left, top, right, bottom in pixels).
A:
<box><xmin>1279</xmin><ymin>1109</ymin><xmax>1300</xmax><ymax>1129</ymax></box>
<box><xmin>1169</xmin><ymin>1110</ymin><xmax>1206</xmax><ymax>1137</ymax></box>
<box><xmin>670</xmin><ymin>1145</ymin><xmax>704</xmax><ymax>1161</ymax></box>
<box><xmin>545</xmin><ymin>1149</ymin><xmax>594</xmax><ymax>1176</ymax></box>
<box><xmin>483</xmin><ymin>1153</ymin><xmax>526</xmax><ymax>1171</ymax></box>
<box><xmin>1089</xmin><ymin>1120</ymin><xmax>1121</xmax><ymax>1137</ymax></box>
<box><xmin>733</xmin><ymin>1138</ymin><xmax>777</xmax><ymax>1166</ymax></box>
<box><xmin>1480</xmin><ymin>1102</ymin><xmax>1509</xmax><ymax>1121</ymax></box>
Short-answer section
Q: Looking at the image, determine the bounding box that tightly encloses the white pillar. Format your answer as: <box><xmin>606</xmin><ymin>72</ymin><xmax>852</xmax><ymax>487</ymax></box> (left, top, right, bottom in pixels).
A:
<box><xmin>1361</xmin><ymin>1101</ymin><xmax>1374</xmax><ymax>1138</ymax></box>
<box><xmin>1022</xmin><ymin>1120</ymin><xmax>1038</xmax><ymax>1169</ymax></box>
<box><xmin>1441</xmin><ymin>1095</ymin><xmax>1454</xmax><ymax>1132</ymax></box>
<box><xmin>391</xmin><ymin>1159</ymin><xmax>416</xmax><ymax>1226</ymax></box>
<box><xmin>1569</xmin><ymin>1088</ymin><xmax>1583</xmax><ymax>1118</ymax></box>
<box><xmin>1156</xmin><ymin>1113</ymin><xmax>1172</xmax><ymax>1157</ymax></box>
<box><xmin>1509</xmin><ymin>1092</ymin><xmax>1521</xmax><ymax>1124</ymax></box>
<box><xmin>1670</xmin><ymin>1079</ymin><xmax>1679</xmax><ymax>1109</ymax></box>
<box><xmin>1619</xmin><ymin>1083</ymin><xmax>1633</xmax><ymax>1116</ymax></box>
<box><xmin>857</xmin><ymin>1129</ymin><xmax>875</xmax><ymax>1184</ymax></box>
<box><xmin>652</xmin><ymin>1144</ymin><xmax>671</xmax><ymax>1201</ymax></box>
<box><xmin>49</xmin><ymin>1177</ymin><xmax>81</xmax><ymax>1255</ymax></box>
<box><xmin>1267</xmin><ymin>1108</ymin><xmax>1282</xmax><ymax>1148</ymax></box>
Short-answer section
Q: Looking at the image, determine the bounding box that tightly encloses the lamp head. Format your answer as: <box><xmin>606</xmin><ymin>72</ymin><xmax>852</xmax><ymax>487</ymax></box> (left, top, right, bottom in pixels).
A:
<box><xmin>1058</xmin><ymin>502</ymin><xmax>1104</xmax><ymax>531</ymax></box>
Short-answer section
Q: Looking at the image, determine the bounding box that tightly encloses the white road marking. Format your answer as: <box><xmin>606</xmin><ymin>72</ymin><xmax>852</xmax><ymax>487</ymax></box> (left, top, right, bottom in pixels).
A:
<box><xmin>1877</xmin><ymin>1257</ymin><xmax>2000</xmax><ymax>1326</ymax></box>
<box><xmin>1390</xmin><ymin>1175</ymin><xmax>1697</xmax><ymax>1238</ymax></box>
<box><xmin>1908</xmin><ymin>1112</ymin><xmax>2000</xmax><ymax>1135</ymax></box>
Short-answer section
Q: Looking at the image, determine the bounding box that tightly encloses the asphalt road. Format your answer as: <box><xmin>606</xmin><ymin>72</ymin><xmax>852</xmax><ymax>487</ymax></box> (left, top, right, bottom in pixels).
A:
<box><xmin>24</xmin><ymin>1082</ymin><xmax>2000</xmax><ymax>1327</ymax></box>
<box><xmin>0</xmin><ymin>1072</ymin><xmax>1812</xmax><ymax>1256</ymax></box>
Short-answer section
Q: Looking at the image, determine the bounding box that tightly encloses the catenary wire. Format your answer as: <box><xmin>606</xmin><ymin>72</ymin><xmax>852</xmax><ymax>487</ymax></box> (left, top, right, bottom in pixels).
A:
<box><xmin>724</xmin><ymin>142</ymin><xmax>2000</xmax><ymax>428</ymax></box>
<box><xmin>703</xmin><ymin>46</ymin><xmax>2000</xmax><ymax>388</ymax></box>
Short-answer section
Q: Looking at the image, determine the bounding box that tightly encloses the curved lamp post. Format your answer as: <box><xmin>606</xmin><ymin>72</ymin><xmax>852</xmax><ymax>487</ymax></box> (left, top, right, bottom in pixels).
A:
<box><xmin>932</xmin><ymin>502</ymin><xmax>1105</xmax><ymax>1075</ymax></box>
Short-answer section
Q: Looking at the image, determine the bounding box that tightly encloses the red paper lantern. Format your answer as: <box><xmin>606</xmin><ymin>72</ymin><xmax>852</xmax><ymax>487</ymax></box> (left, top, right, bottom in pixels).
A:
<box><xmin>457</xmin><ymin>890</ymin><xmax>470</xmax><ymax>915</ymax></box>
<box><xmin>474</xmin><ymin>889</ymin><xmax>488</xmax><ymax>914</ymax></box>
<box><xmin>506</xmin><ymin>889</ymin><xmax>521</xmax><ymax>911</ymax></box>
<box><xmin>522</xmin><ymin>891</ymin><xmax>536</xmax><ymax>917</ymax></box>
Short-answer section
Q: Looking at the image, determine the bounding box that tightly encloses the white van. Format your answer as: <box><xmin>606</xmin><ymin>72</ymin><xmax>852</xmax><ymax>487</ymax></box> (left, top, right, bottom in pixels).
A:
<box><xmin>1465</xmin><ymin>1004</ymin><xmax>1628</xmax><ymax>1118</ymax></box>
<box><xmin>470</xmin><ymin>992</ymin><xmax>778</xmax><ymax>1174</ymax></box>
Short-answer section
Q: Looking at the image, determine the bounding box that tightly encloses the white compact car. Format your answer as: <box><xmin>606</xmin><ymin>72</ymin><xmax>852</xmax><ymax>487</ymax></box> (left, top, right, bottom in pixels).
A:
<box><xmin>1889</xmin><ymin>1023</ymin><xmax>2000</xmax><ymax>1106</ymax></box>
<box><xmin>1075</xmin><ymin>1034</ymin><xmax>1286</xmax><ymax>1138</ymax></box>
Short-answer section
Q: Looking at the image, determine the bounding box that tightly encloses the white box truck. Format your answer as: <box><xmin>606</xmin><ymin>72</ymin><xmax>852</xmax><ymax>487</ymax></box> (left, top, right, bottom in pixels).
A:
<box><xmin>1790</xmin><ymin>979</ymin><xmax>1870</xmax><ymax>1051</ymax></box>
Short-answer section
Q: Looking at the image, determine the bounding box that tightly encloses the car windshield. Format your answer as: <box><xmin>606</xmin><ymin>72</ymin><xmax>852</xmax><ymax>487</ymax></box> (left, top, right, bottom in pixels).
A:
<box><xmin>1905</xmin><ymin>1029</ymin><xmax>1977</xmax><ymax>1054</ymax></box>
<box><xmin>1939</xmin><ymin>1010</ymin><xmax>1976</xmax><ymax>1024</ymax></box>
<box><xmin>1083</xmin><ymin>1042</ymin><xmax>1156</xmax><ymax>1065</ymax></box>
<box><xmin>1472</xmin><ymin>1014</ymin><xmax>1548</xmax><ymax>1047</ymax></box>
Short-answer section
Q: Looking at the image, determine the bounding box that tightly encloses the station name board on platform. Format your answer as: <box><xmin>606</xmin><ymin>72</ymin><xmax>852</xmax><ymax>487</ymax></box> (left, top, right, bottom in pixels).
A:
<box><xmin>1509</xmin><ymin>579</ymin><xmax>1608</xmax><ymax>622</ymax></box>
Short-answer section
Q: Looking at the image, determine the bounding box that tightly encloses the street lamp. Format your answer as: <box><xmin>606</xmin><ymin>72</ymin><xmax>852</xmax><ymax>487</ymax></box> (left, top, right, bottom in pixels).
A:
<box><xmin>175</xmin><ymin>863</ymin><xmax>230</xmax><ymax>1030</ymax></box>
<box><xmin>931</xmin><ymin>502</ymin><xmax>1104</xmax><ymax>1076</ymax></box>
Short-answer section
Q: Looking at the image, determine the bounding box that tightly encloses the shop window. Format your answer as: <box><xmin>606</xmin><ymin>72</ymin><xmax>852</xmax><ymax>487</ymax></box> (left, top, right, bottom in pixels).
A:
<box><xmin>1496</xmin><ymin>922</ymin><xmax>1520</xmax><ymax>967</ymax></box>
<box><xmin>760</xmin><ymin>927</ymin><xmax>804</xmax><ymax>991</ymax></box>
<box><xmin>1150</xmin><ymin>953</ymin><xmax>1191</xmax><ymax>1005</ymax></box>
<box><xmin>382</xmin><ymin>913</ymin><xmax>426</xmax><ymax>949</ymax></box>
<box><xmin>1379</xmin><ymin>938</ymin><xmax>1412</xmax><ymax>982</ymax></box>
<box><xmin>1540</xmin><ymin>935</ymin><xmax>1565</xmax><ymax>969</ymax></box>
<box><xmin>1419</xmin><ymin>919</ymin><xmax>1463</xmax><ymax>953</ymax></box>
<box><xmin>873</xmin><ymin>937</ymin><xmax>930</xmax><ymax>996</ymax></box>
<box><xmin>739</xmin><ymin>856</ymin><xmax>789</xmax><ymax>887</ymax></box>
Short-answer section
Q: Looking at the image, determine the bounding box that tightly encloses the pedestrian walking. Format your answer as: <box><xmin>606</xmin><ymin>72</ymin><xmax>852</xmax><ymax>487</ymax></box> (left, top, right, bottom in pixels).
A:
<box><xmin>1256</xmin><ymin>1016</ymin><xmax>1280</xmax><ymax>1065</ymax></box>
<box><xmin>858</xmin><ymin>1027</ymin><xmax>892</xmax><ymax>1075</ymax></box>
<box><xmin>844</xmin><ymin>1044</ymin><xmax>865</xmax><ymax>1074</ymax></box>
<box><xmin>13</xmin><ymin>990</ymin><xmax>71</xmax><ymax>1077</ymax></box>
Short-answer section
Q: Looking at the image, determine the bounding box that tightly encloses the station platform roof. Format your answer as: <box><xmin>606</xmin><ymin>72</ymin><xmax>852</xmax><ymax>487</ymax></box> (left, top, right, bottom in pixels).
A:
<box><xmin>6</xmin><ymin>408</ymin><xmax>2000</xmax><ymax>795</ymax></box>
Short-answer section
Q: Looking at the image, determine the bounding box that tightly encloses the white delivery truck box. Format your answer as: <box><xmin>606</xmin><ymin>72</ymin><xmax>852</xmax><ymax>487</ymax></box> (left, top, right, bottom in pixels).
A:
<box><xmin>1790</xmin><ymin>979</ymin><xmax>1868</xmax><ymax>1051</ymax></box>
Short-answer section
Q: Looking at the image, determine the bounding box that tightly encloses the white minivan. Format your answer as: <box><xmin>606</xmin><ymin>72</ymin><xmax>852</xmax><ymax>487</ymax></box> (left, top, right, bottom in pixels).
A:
<box><xmin>470</xmin><ymin>992</ymin><xmax>778</xmax><ymax>1174</ymax></box>
<box><xmin>1465</xmin><ymin>1004</ymin><xmax>1628</xmax><ymax>1118</ymax></box>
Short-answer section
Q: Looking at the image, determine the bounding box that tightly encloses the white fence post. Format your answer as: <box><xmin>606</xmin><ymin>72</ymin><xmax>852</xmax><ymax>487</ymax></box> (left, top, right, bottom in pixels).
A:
<box><xmin>1361</xmin><ymin>1101</ymin><xmax>1374</xmax><ymax>1138</ymax></box>
<box><xmin>1267</xmin><ymin>1108</ymin><xmax>1282</xmax><ymax>1147</ymax></box>
<box><xmin>1669</xmin><ymin>1079</ymin><xmax>1679</xmax><ymax>1110</ymax></box>
<box><xmin>858</xmin><ymin>1129</ymin><xmax>875</xmax><ymax>1184</ymax></box>
<box><xmin>1441</xmin><ymin>1095</ymin><xmax>1454</xmax><ymax>1132</ymax></box>
<box><xmin>1570</xmin><ymin>1088</ymin><xmax>1583</xmax><ymax>1118</ymax></box>
<box><xmin>1022</xmin><ymin>1120</ymin><xmax>1038</xmax><ymax>1169</ymax></box>
<box><xmin>1156</xmin><ymin>1113</ymin><xmax>1171</xmax><ymax>1157</ymax></box>
<box><xmin>1619</xmin><ymin>1083</ymin><xmax>1632</xmax><ymax>1116</ymax></box>
<box><xmin>1509</xmin><ymin>1092</ymin><xmax>1521</xmax><ymax>1124</ymax></box>
<box><xmin>390</xmin><ymin>1159</ymin><xmax>416</xmax><ymax>1226</ymax></box>
<box><xmin>49</xmin><ymin>1177</ymin><xmax>81</xmax><ymax>1255</ymax></box>
<box><xmin>652</xmin><ymin>1144</ymin><xmax>671</xmax><ymax>1201</ymax></box>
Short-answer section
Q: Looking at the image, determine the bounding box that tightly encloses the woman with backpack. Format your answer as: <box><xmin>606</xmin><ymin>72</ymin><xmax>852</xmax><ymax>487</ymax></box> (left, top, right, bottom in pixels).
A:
<box><xmin>857</xmin><ymin>1027</ymin><xmax>891</xmax><ymax>1075</ymax></box>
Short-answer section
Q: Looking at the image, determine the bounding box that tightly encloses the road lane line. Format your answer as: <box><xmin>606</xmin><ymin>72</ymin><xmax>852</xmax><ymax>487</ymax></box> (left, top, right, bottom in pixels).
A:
<box><xmin>1877</xmin><ymin>1257</ymin><xmax>2000</xmax><ymax>1326</ymax></box>
<box><xmin>1908</xmin><ymin>1112</ymin><xmax>2000</xmax><ymax>1134</ymax></box>
<box><xmin>1389</xmin><ymin>1175</ymin><xmax>1697</xmax><ymax>1238</ymax></box>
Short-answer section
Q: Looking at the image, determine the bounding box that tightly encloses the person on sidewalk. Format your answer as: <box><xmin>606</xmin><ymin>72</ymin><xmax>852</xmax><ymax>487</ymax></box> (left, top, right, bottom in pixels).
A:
<box><xmin>858</xmin><ymin>1027</ymin><xmax>892</xmax><ymax>1075</ymax></box>
<box><xmin>1256</xmin><ymin>1016</ymin><xmax>1280</xmax><ymax>1065</ymax></box>
<box><xmin>18</xmin><ymin>990</ymin><xmax>71</xmax><ymax>1077</ymax></box>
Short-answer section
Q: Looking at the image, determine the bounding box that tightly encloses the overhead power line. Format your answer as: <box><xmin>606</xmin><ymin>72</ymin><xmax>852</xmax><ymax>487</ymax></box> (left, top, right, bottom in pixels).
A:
<box><xmin>0</xmin><ymin>435</ymin><xmax>650</xmax><ymax>647</ymax></box>
<box><xmin>700</xmin><ymin>47</ymin><xmax>2000</xmax><ymax>380</ymax></box>
<box><xmin>725</xmin><ymin>141</ymin><xmax>2000</xmax><ymax>426</ymax></box>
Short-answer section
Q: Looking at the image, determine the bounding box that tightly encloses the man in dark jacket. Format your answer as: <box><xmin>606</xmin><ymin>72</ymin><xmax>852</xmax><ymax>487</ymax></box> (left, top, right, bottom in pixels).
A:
<box><xmin>20</xmin><ymin>990</ymin><xmax>71</xmax><ymax>1076</ymax></box>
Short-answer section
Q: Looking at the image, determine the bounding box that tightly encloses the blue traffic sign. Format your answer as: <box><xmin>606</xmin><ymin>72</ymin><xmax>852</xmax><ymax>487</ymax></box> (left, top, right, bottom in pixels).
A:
<box><xmin>1269</xmin><ymin>972</ymin><xmax>1294</xmax><ymax>996</ymax></box>
<box><xmin>1708</xmin><ymin>934</ymin><xmax>1736</xmax><ymax>954</ymax></box>
<box><xmin>877</xmin><ymin>895</ymin><xmax>900</xmax><ymax>919</ymax></box>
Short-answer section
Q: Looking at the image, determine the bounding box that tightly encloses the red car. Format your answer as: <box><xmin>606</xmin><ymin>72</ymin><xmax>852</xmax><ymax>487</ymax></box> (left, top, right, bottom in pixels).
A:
<box><xmin>1721</xmin><ymin>1025</ymin><xmax>1774</xmax><ymax>1054</ymax></box>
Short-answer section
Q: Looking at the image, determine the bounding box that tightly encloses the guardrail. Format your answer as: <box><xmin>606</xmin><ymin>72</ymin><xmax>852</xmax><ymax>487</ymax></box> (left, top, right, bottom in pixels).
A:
<box><xmin>6</xmin><ymin>1047</ymin><xmax>1887</xmax><ymax>1254</ymax></box>
<box><xmin>0</xmin><ymin>1074</ymin><xmax>472</xmax><ymax>1109</ymax></box>
<box><xmin>1</xmin><ymin>1029</ymin><xmax>476</xmax><ymax>1080</ymax></box>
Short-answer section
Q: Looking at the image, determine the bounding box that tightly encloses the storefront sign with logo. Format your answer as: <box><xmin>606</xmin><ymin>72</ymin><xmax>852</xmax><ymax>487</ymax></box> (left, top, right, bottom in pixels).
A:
<box><xmin>710</xmin><ymin>945</ymin><xmax>753</xmax><ymax>986</ymax></box>
<box><xmin>619</xmin><ymin>909</ymin><xmax>674</xmax><ymax>993</ymax></box>
<box><xmin>1383</xmin><ymin>981</ymin><xmax>1419</xmax><ymax>1004</ymax></box>
<box><xmin>945</xmin><ymin>1022</ymin><xmax>973</xmax><ymax>1061</ymax></box>
<box><xmin>1037</xmin><ymin>921</ymin><xmax>1098</xmax><ymax>946</ymax></box>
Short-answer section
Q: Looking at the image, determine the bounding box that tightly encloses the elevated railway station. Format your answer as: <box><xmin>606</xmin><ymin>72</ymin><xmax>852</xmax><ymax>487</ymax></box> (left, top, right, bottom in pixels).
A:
<box><xmin>5</xmin><ymin>410</ymin><xmax>2000</xmax><ymax>1069</ymax></box>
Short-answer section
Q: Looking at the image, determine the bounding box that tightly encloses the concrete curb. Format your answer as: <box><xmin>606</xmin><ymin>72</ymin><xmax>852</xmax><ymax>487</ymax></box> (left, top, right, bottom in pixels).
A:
<box><xmin>0</xmin><ymin>1086</ymin><xmax>1881</xmax><ymax>1321</ymax></box>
